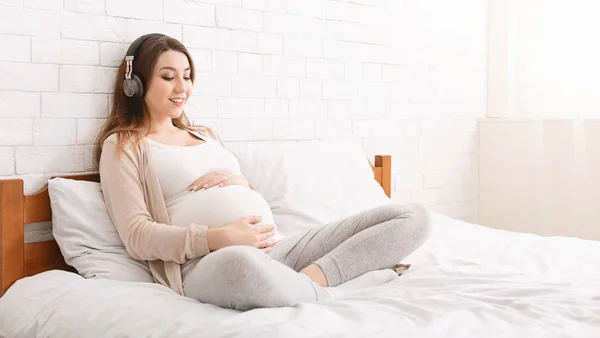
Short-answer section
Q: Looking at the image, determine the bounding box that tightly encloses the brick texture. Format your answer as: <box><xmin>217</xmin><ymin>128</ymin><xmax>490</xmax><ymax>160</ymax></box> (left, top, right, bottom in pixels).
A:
<box><xmin>0</xmin><ymin>0</ymin><xmax>487</xmax><ymax>222</ymax></box>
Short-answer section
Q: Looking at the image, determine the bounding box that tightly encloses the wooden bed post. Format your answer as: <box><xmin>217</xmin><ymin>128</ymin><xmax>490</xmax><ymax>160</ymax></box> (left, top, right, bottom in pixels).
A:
<box><xmin>375</xmin><ymin>155</ymin><xmax>392</xmax><ymax>198</ymax></box>
<box><xmin>0</xmin><ymin>179</ymin><xmax>25</xmax><ymax>297</ymax></box>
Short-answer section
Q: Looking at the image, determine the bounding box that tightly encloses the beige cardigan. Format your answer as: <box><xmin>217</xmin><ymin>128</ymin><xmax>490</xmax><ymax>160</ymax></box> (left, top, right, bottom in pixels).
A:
<box><xmin>98</xmin><ymin>127</ymin><xmax>224</xmax><ymax>295</ymax></box>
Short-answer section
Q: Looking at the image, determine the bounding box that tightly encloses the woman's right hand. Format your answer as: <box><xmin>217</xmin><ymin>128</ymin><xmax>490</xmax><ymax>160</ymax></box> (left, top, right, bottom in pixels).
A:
<box><xmin>207</xmin><ymin>216</ymin><xmax>277</xmax><ymax>253</ymax></box>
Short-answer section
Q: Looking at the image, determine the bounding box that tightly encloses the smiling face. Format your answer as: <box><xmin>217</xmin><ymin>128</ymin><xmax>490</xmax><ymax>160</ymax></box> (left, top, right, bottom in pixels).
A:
<box><xmin>144</xmin><ymin>50</ymin><xmax>193</xmax><ymax>122</ymax></box>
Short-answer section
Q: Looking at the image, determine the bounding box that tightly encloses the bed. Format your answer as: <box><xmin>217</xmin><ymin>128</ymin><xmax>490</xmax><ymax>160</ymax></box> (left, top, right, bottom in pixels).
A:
<box><xmin>1</xmin><ymin>141</ymin><xmax>600</xmax><ymax>338</ymax></box>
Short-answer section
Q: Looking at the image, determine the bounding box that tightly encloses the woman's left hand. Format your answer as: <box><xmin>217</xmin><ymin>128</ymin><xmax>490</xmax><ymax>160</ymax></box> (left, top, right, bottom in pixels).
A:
<box><xmin>189</xmin><ymin>171</ymin><xmax>249</xmax><ymax>191</ymax></box>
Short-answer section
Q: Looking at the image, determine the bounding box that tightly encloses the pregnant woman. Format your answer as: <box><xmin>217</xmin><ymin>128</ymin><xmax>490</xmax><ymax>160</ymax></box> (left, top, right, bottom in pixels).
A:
<box><xmin>95</xmin><ymin>33</ymin><xmax>433</xmax><ymax>311</ymax></box>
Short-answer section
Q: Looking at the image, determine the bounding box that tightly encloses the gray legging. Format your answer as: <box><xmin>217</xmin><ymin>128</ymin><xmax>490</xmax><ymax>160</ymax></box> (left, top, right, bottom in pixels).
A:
<box><xmin>182</xmin><ymin>203</ymin><xmax>433</xmax><ymax>311</ymax></box>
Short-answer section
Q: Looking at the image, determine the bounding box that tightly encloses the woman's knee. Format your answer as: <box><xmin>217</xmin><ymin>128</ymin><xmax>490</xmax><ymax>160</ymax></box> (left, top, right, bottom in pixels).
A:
<box><xmin>185</xmin><ymin>247</ymin><xmax>258</xmax><ymax>302</ymax></box>
<box><xmin>386</xmin><ymin>203</ymin><xmax>434</xmax><ymax>240</ymax></box>
<box><xmin>184</xmin><ymin>246</ymin><xmax>296</xmax><ymax>311</ymax></box>
<box><xmin>186</xmin><ymin>245</ymin><xmax>265</xmax><ymax>289</ymax></box>
<box><xmin>204</xmin><ymin>245</ymin><xmax>265</xmax><ymax>270</ymax></box>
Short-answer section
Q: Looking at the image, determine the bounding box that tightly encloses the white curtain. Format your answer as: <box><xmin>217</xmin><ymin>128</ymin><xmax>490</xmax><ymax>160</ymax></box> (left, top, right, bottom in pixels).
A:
<box><xmin>488</xmin><ymin>0</ymin><xmax>600</xmax><ymax>118</ymax></box>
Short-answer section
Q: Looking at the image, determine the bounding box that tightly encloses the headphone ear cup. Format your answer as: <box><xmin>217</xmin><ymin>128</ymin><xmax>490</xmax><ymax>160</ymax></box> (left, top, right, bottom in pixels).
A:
<box><xmin>132</xmin><ymin>74</ymin><xmax>144</xmax><ymax>98</ymax></box>
<box><xmin>123</xmin><ymin>74</ymin><xmax>144</xmax><ymax>98</ymax></box>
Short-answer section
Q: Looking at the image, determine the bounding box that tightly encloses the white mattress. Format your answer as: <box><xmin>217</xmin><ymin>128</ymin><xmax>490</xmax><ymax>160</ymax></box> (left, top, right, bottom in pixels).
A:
<box><xmin>1</xmin><ymin>213</ymin><xmax>599</xmax><ymax>338</ymax></box>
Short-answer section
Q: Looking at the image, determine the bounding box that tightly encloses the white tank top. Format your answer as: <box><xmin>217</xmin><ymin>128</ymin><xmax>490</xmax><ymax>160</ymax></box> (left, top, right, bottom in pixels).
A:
<box><xmin>146</xmin><ymin>131</ymin><xmax>284</xmax><ymax>241</ymax></box>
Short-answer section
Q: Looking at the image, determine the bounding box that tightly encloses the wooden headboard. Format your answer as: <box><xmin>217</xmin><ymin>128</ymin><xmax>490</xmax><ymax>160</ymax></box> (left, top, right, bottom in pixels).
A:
<box><xmin>0</xmin><ymin>155</ymin><xmax>391</xmax><ymax>297</ymax></box>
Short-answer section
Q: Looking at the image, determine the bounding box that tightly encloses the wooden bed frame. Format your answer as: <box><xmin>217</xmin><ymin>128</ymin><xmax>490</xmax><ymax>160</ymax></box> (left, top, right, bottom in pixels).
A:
<box><xmin>0</xmin><ymin>155</ymin><xmax>391</xmax><ymax>297</ymax></box>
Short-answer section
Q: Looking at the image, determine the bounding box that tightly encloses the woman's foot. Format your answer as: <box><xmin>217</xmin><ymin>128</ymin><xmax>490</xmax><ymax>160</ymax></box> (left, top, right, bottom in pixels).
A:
<box><xmin>393</xmin><ymin>263</ymin><xmax>411</xmax><ymax>275</ymax></box>
<box><xmin>300</xmin><ymin>263</ymin><xmax>329</xmax><ymax>287</ymax></box>
<box><xmin>325</xmin><ymin>269</ymin><xmax>398</xmax><ymax>297</ymax></box>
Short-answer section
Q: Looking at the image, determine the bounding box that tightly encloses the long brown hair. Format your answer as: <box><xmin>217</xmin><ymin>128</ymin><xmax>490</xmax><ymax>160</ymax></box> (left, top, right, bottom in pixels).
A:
<box><xmin>94</xmin><ymin>34</ymin><xmax>201</xmax><ymax>166</ymax></box>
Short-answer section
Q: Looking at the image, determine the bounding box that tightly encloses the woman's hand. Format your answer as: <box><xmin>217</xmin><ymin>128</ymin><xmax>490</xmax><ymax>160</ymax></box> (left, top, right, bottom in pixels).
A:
<box><xmin>207</xmin><ymin>216</ymin><xmax>277</xmax><ymax>253</ymax></box>
<box><xmin>189</xmin><ymin>171</ymin><xmax>249</xmax><ymax>191</ymax></box>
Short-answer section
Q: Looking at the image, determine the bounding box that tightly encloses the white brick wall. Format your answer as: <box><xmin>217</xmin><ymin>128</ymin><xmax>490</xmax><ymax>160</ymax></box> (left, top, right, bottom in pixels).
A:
<box><xmin>0</xmin><ymin>35</ymin><xmax>30</xmax><ymax>62</ymax></box>
<box><xmin>33</xmin><ymin>118</ymin><xmax>77</xmax><ymax>146</ymax></box>
<box><xmin>0</xmin><ymin>0</ymin><xmax>487</xmax><ymax>222</ymax></box>
<box><xmin>32</xmin><ymin>38</ymin><xmax>99</xmax><ymax>65</ymax></box>
<box><xmin>42</xmin><ymin>93</ymin><xmax>108</xmax><ymax>118</ymax></box>
<box><xmin>63</xmin><ymin>0</ymin><xmax>104</xmax><ymax>15</ymax></box>
<box><xmin>0</xmin><ymin>92</ymin><xmax>40</xmax><ymax>117</ymax></box>
<box><xmin>0</xmin><ymin>147</ymin><xmax>14</xmax><ymax>175</ymax></box>
<box><xmin>0</xmin><ymin>119</ymin><xmax>33</xmax><ymax>145</ymax></box>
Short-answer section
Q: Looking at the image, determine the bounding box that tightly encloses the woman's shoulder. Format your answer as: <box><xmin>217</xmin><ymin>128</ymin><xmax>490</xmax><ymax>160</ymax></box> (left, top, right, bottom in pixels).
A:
<box><xmin>101</xmin><ymin>132</ymin><xmax>144</xmax><ymax>159</ymax></box>
<box><xmin>188</xmin><ymin>125</ymin><xmax>224</xmax><ymax>145</ymax></box>
<box><xmin>103</xmin><ymin>133</ymin><xmax>119</xmax><ymax>145</ymax></box>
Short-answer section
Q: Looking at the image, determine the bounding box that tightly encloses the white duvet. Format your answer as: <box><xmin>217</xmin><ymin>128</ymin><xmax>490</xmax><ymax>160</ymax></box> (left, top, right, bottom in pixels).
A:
<box><xmin>1</xmin><ymin>213</ymin><xmax>600</xmax><ymax>338</ymax></box>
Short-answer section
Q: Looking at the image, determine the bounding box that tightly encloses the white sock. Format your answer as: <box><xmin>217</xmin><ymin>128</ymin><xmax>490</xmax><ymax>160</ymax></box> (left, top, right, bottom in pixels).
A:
<box><xmin>324</xmin><ymin>269</ymin><xmax>398</xmax><ymax>298</ymax></box>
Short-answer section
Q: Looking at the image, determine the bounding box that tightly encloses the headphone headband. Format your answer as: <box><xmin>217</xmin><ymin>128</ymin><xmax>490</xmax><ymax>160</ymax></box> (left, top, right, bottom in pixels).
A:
<box><xmin>126</xmin><ymin>33</ymin><xmax>166</xmax><ymax>58</ymax></box>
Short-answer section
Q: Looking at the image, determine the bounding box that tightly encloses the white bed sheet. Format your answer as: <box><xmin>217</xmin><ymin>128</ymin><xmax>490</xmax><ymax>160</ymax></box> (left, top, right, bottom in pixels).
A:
<box><xmin>1</xmin><ymin>213</ymin><xmax>599</xmax><ymax>338</ymax></box>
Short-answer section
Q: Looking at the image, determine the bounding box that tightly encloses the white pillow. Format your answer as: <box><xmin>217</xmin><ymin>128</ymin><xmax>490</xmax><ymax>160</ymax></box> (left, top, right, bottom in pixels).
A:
<box><xmin>48</xmin><ymin>178</ymin><xmax>154</xmax><ymax>283</ymax></box>
<box><xmin>227</xmin><ymin>137</ymin><xmax>391</xmax><ymax>236</ymax></box>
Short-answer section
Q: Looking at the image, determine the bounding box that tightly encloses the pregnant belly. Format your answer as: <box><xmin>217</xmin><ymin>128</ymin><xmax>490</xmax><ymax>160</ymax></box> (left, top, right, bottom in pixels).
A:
<box><xmin>167</xmin><ymin>185</ymin><xmax>276</xmax><ymax>229</ymax></box>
